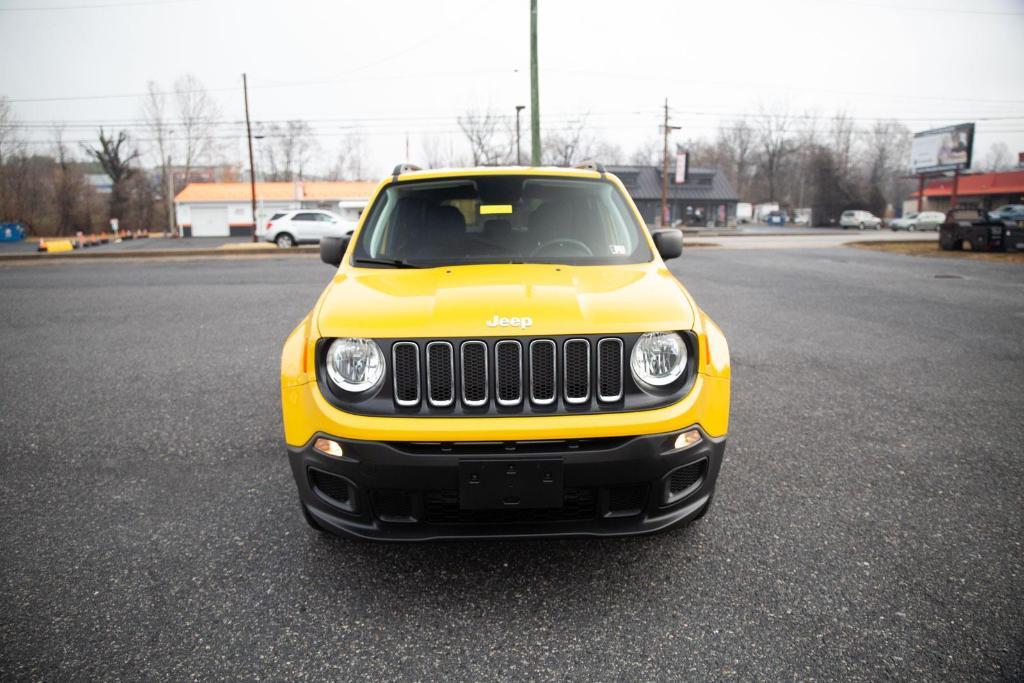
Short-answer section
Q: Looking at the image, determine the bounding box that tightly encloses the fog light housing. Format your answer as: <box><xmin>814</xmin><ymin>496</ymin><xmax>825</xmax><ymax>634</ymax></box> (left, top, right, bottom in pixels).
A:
<box><xmin>674</xmin><ymin>429</ymin><xmax>702</xmax><ymax>450</ymax></box>
<box><xmin>314</xmin><ymin>437</ymin><xmax>344</xmax><ymax>458</ymax></box>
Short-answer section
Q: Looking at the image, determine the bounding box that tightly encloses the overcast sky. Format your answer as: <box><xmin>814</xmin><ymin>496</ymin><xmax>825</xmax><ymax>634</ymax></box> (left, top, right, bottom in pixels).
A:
<box><xmin>1</xmin><ymin>0</ymin><xmax>1023</xmax><ymax>177</ymax></box>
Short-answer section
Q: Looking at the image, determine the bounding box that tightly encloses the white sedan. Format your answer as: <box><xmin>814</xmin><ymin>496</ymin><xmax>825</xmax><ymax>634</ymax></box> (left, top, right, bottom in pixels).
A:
<box><xmin>261</xmin><ymin>210</ymin><xmax>356</xmax><ymax>248</ymax></box>
<box><xmin>890</xmin><ymin>211</ymin><xmax>944</xmax><ymax>231</ymax></box>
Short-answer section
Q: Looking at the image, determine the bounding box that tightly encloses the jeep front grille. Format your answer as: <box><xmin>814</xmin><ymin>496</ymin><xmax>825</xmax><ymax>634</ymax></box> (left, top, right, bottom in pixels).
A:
<box><xmin>392</xmin><ymin>336</ymin><xmax>623</xmax><ymax>412</ymax></box>
<box><xmin>315</xmin><ymin>332</ymin><xmax>697</xmax><ymax>417</ymax></box>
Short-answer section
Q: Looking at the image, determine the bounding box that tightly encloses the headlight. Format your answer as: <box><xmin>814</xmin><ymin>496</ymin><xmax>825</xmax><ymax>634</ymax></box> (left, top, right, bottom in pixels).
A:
<box><xmin>630</xmin><ymin>332</ymin><xmax>687</xmax><ymax>386</ymax></box>
<box><xmin>325</xmin><ymin>338</ymin><xmax>385</xmax><ymax>393</ymax></box>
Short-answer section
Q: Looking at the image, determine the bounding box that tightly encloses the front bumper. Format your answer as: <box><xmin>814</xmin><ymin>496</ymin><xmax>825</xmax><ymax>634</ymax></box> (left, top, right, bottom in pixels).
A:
<box><xmin>288</xmin><ymin>428</ymin><xmax>725</xmax><ymax>541</ymax></box>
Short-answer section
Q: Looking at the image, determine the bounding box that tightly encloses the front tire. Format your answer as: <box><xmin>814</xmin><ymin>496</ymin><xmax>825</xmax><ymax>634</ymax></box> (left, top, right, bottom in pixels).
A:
<box><xmin>276</xmin><ymin>233</ymin><xmax>295</xmax><ymax>248</ymax></box>
<box><xmin>858</xmin><ymin>223</ymin><xmax>865</xmax><ymax>231</ymax></box>
<box><xmin>909</xmin><ymin>225</ymin><xmax>916</xmax><ymax>231</ymax></box>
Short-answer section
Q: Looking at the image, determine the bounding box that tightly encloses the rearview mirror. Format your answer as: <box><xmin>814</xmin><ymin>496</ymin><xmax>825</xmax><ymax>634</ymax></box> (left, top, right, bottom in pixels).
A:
<box><xmin>651</xmin><ymin>228</ymin><xmax>683</xmax><ymax>260</ymax></box>
<box><xmin>320</xmin><ymin>235</ymin><xmax>350</xmax><ymax>266</ymax></box>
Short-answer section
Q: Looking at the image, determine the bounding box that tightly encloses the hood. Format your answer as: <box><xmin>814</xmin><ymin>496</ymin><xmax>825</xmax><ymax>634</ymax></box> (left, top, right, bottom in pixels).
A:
<box><xmin>316</xmin><ymin>263</ymin><xmax>695</xmax><ymax>339</ymax></box>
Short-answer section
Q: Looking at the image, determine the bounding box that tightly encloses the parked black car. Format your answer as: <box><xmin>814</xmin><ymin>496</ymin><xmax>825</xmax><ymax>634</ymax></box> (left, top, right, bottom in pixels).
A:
<box><xmin>939</xmin><ymin>207</ymin><xmax>1024</xmax><ymax>252</ymax></box>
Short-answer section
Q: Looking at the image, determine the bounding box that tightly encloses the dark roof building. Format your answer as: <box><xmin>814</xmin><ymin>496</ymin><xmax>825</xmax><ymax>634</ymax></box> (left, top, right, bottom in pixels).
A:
<box><xmin>608</xmin><ymin>165</ymin><xmax>740</xmax><ymax>227</ymax></box>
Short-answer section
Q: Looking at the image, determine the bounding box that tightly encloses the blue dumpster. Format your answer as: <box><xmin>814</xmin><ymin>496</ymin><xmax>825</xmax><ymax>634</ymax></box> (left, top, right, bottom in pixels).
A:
<box><xmin>0</xmin><ymin>223</ymin><xmax>25</xmax><ymax>242</ymax></box>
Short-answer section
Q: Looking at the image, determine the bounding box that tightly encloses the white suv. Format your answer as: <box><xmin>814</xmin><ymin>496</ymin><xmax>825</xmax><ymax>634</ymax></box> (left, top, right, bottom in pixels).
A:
<box><xmin>839</xmin><ymin>210</ymin><xmax>882</xmax><ymax>230</ymax></box>
<box><xmin>262</xmin><ymin>210</ymin><xmax>356</xmax><ymax>248</ymax></box>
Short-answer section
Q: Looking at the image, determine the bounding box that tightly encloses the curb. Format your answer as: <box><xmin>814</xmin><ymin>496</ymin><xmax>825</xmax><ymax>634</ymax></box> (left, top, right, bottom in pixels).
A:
<box><xmin>0</xmin><ymin>246</ymin><xmax>319</xmax><ymax>262</ymax></box>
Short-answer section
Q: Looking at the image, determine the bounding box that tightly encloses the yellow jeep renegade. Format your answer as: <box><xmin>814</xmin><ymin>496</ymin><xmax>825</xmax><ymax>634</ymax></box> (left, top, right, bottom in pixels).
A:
<box><xmin>280</xmin><ymin>162</ymin><xmax>730</xmax><ymax>540</ymax></box>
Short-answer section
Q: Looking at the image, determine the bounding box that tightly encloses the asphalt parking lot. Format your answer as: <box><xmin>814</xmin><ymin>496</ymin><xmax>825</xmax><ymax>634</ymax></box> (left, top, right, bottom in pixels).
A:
<box><xmin>1</xmin><ymin>248</ymin><xmax>1022</xmax><ymax>680</ymax></box>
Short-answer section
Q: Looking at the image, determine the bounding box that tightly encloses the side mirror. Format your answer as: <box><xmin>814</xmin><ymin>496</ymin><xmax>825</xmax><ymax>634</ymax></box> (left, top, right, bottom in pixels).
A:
<box><xmin>651</xmin><ymin>228</ymin><xmax>683</xmax><ymax>260</ymax></box>
<box><xmin>320</xmin><ymin>235</ymin><xmax>350</xmax><ymax>266</ymax></box>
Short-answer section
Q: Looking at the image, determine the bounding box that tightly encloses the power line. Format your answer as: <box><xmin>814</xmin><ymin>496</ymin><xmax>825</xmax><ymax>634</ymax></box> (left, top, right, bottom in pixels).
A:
<box><xmin>832</xmin><ymin>0</ymin><xmax>1024</xmax><ymax>16</ymax></box>
<box><xmin>0</xmin><ymin>0</ymin><xmax>197</xmax><ymax>11</ymax></box>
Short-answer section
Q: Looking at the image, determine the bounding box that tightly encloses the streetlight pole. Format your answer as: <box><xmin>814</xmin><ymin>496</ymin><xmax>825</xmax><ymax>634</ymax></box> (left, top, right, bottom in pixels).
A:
<box><xmin>243</xmin><ymin>73</ymin><xmax>258</xmax><ymax>243</ymax></box>
<box><xmin>660</xmin><ymin>98</ymin><xmax>681</xmax><ymax>227</ymax></box>
<box><xmin>530</xmin><ymin>0</ymin><xmax>541</xmax><ymax>166</ymax></box>
<box><xmin>515</xmin><ymin>105</ymin><xmax>525</xmax><ymax>165</ymax></box>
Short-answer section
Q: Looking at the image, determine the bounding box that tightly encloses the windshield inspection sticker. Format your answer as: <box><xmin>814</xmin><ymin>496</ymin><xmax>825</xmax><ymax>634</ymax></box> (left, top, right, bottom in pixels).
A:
<box><xmin>610</xmin><ymin>244</ymin><xmax>626</xmax><ymax>255</ymax></box>
<box><xmin>480</xmin><ymin>204</ymin><xmax>513</xmax><ymax>215</ymax></box>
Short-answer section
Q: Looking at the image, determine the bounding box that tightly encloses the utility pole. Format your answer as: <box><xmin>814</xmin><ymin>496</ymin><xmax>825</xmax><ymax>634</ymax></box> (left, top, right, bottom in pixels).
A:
<box><xmin>530</xmin><ymin>0</ymin><xmax>541</xmax><ymax>166</ymax></box>
<box><xmin>660</xmin><ymin>98</ymin><xmax>681</xmax><ymax>227</ymax></box>
<box><xmin>243</xmin><ymin>73</ymin><xmax>258</xmax><ymax>243</ymax></box>
<box><xmin>515</xmin><ymin>105</ymin><xmax>525</xmax><ymax>165</ymax></box>
<box><xmin>165</xmin><ymin>155</ymin><xmax>176</xmax><ymax>237</ymax></box>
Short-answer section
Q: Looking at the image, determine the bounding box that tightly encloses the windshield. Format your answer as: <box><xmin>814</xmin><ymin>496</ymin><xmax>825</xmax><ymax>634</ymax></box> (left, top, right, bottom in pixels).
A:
<box><xmin>351</xmin><ymin>176</ymin><xmax>652</xmax><ymax>267</ymax></box>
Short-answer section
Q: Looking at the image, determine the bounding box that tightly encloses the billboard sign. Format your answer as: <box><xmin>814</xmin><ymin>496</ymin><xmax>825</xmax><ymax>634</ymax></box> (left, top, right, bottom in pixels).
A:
<box><xmin>911</xmin><ymin>123</ymin><xmax>974</xmax><ymax>174</ymax></box>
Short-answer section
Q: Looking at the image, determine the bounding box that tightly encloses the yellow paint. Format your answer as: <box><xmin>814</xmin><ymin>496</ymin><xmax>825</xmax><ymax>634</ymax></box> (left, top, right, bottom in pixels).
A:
<box><xmin>281</xmin><ymin>167</ymin><xmax>730</xmax><ymax>447</ymax></box>
<box><xmin>44</xmin><ymin>239</ymin><xmax>75</xmax><ymax>253</ymax></box>
<box><xmin>479</xmin><ymin>204</ymin><xmax>513</xmax><ymax>215</ymax></box>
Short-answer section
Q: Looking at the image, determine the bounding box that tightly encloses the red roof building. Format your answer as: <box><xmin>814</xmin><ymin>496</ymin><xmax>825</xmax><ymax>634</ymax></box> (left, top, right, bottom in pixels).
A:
<box><xmin>907</xmin><ymin>170</ymin><xmax>1024</xmax><ymax>214</ymax></box>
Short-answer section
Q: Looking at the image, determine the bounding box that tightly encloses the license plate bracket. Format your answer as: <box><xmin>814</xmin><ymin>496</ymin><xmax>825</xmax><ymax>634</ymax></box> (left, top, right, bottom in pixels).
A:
<box><xmin>458</xmin><ymin>458</ymin><xmax>563</xmax><ymax>510</ymax></box>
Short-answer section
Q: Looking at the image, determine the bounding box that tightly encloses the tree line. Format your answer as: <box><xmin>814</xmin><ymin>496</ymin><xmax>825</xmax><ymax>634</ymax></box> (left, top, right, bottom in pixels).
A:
<box><xmin>0</xmin><ymin>84</ymin><xmax>1017</xmax><ymax>235</ymax></box>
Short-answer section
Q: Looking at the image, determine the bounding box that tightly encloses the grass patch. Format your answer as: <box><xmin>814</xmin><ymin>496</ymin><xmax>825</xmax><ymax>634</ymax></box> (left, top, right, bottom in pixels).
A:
<box><xmin>847</xmin><ymin>240</ymin><xmax>1024</xmax><ymax>263</ymax></box>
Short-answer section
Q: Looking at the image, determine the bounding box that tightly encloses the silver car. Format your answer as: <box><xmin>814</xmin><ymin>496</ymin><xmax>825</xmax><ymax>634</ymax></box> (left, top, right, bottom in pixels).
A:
<box><xmin>889</xmin><ymin>211</ymin><xmax>944</xmax><ymax>231</ymax></box>
<box><xmin>839</xmin><ymin>210</ymin><xmax>882</xmax><ymax>230</ymax></box>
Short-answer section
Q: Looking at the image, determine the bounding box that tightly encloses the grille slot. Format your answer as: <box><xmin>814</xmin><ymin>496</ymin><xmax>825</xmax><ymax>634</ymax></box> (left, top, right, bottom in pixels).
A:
<box><xmin>669</xmin><ymin>462</ymin><xmax>703</xmax><ymax>493</ymax></box>
<box><xmin>665</xmin><ymin>459</ymin><xmax>707</xmax><ymax>505</ymax></box>
<box><xmin>308</xmin><ymin>468</ymin><xmax>355</xmax><ymax>512</ymax></box>
<box><xmin>425</xmin><ymin>341</ymin><xmax>454</xmax><ymax>407</ymax></box>
<box><xmin>529</xmin><ymin>340</ymin><xmax>557</xmax><ymax>405</ymax></box>
<box><xmin>392</xmin><ymin>342</ymin><xmax>420</xmax><ymax>406</ymax></box>
<box><xmin>460</xmin><ymin>341</ymin><xmax>488</xmax><ymax>407</ymax></box>
<box><xmin>563</xmin><ymin>339</ymin><xmax>591</xmax><ymax>404</ymax></box>
<box><xmin>495</xmin><ymin>340</ymin><xmax>523</xmax><ymax>406</ymax></box>
<box><xmin>607</xmin><ymin>484</ymin><xmax>647</xmax><ymax>516</ymax></box>
<box><xmin>597</xmin><ymin>338</ymin><xmax>623</xmax><ymax>402</ymax></box>
<box><xmin>372</xmin><ymin>489</ymin><xmax>416</xmax><ymax>523</ymax></box>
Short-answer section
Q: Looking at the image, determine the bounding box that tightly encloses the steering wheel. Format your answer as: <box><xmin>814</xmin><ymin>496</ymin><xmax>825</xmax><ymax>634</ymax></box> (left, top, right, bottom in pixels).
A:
<box><xmin>530</xmin><ymin>238</ymin><xmax>593</xmax><ymax>257</ymax></box>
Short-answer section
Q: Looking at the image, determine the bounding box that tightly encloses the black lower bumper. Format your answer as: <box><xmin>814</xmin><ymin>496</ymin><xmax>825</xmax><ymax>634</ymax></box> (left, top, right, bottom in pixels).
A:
<box><xmin>287</xmin><ymin>427</ymin><xmax>726</xmax><ymax>541</ymax></box>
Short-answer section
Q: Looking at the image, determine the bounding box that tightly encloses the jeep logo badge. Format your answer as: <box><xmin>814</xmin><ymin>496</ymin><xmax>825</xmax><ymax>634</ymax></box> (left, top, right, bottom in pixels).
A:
<box><xmin>486</xmin><ymin>314</ymin><xmax>533</xmax><ymax>329</ymax></box>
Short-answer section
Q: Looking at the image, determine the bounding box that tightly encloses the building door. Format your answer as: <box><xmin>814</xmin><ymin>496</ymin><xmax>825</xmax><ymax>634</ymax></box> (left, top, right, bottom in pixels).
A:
<box><xmin>191</xmin><ymin>206</ymin><xmax>230</xmax><ymax>237</ymax></box>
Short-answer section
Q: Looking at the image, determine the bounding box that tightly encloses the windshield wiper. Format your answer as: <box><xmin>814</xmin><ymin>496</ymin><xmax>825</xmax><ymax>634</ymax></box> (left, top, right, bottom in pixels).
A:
<box><xmin>352</xmin><ymin>257</ymin><xmax>422</xmax><ymax>269</ymax></box>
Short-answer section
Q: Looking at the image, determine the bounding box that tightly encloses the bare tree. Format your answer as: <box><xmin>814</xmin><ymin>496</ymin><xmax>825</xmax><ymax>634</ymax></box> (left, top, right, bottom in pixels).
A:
<box><xmin>457</xmin><ymin>108</ymin><xmax>512</xmax><ymax>166</ymax></box>
<box><xmin>712</xmin><ymin>118</ymin><xmax>757</xmax><ymax>198</ymax></box>
<box><xmin>862</xmin><ymin>119</ymin><xmax>911</xmax><ymax>215</ymax></box>
<box><xmin>589</xmin><ymin>137</ymin><xmax>624</xmax><ymax>165</ymax></box>
<box><xmin>142</xmin><ymin>81</ymin><xmax>175</xmax><ymax>232</ymax></box>
<box><xmin>792</xmin><ymin>113</ymin><xmax>823</xmax><ymax>209</ymax></box>
<box><xmin>0</xmin><ymin>96</ymin><xmax>18</xmax><ymax>166</ymax></box>
<box><xmin>627</xmin><ymin>136</ymin><xmax>659</xmax><ymax>166</ymax></box>
<box><xmin>830</xmin><ymin>111</ymin><xmax>856</xmax><ymax>178</ymax></box>
<box><xmin>260</xmin><ymin>120</ymin><xmax>316</xmax><ymax>181</ymax></box>
<box><xmin>84</xmin><ymin>129</ymin><xmax>139</xmax><ymax>222</ymax></box>
<box><xmin>52</xmin><ymin>127</ymin><xmax>90</xmax><ymax>235</ymax></box>
<box><xmin>755</xmin><ymin>107</ymin><xmax>793</xmax><ymax>202</ymax></box>
<box><xmin>327</xmin><ymin>131</ymin><xmax>369</xmax><ymax>179</ymax></box>
<box><xmin>173</xmin><ymin>74</ymin><xmax>219</xmax><ymax>189</ymax></box>
<box><xmin>543</xmin><ymin>117</ymin><xmax>594</xmax><ymax>166</ymax></box>
<box><xmin>983</xmin><ymin>141</ymin><xmax>1012</xmax><ymax>171</ymax></box>
<box><xmin>419</xmin><ymin>135</ymin><xmax>461</xmax><ymax>169</ymax></box>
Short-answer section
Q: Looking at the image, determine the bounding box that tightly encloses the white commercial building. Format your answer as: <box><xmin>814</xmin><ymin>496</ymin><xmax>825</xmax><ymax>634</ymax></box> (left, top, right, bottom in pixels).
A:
<box><xmin>174</xmin><ymin>180</ymin><xmax>377</xmax><ymax>237</ymax></box>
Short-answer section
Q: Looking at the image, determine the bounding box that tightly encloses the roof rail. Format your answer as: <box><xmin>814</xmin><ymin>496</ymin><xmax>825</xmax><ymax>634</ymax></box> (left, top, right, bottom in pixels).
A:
<box><xmin>574</xmin><ymin>160</ymin><xmax>606</xmax><ymax>176</ymax></box>
<box><xmin>391</xmin><ymin>163</ymin><xmax>423</xmax><ymax>180</ymax></box>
